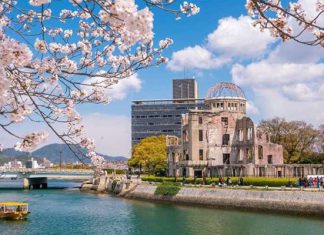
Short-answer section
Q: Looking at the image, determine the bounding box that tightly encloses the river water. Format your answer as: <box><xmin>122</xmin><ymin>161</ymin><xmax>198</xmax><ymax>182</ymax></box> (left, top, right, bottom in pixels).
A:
<box><xmin>1</xmin><ymin>180</ymin><xmax>324</xmax><ymax>235</ymax></box>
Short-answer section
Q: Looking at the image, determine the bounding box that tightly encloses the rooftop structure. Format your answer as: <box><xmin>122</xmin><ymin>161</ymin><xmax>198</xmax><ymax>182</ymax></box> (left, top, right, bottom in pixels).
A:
<box><xmin>204</xmin><ymin>82</ymin><xmax>247</xmax><ymax>116</ymax></box>
<box><xmin>173</xmin><ymin>79</ymin><xmax>198</xmax><ymax>100</ymax></box>
<box><xmin>205</xmin><ymin>82</ymin><xmax>246</xmax><ymax>100</ymax></box>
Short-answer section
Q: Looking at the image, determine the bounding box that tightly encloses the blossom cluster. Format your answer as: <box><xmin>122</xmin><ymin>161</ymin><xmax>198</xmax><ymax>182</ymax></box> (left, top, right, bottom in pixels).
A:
<box><xmin>246</xmin><ymin>0</ymin><xmax>324</xmax><ymax>47</ymax></box>
<box><xmin>180</xmin><ymin>1</ymin><xmax>200</xmax><ymax>16</ymax></box>
<box><xmin>147</xmin><ymin>0</ymin><xmax>199</xmax><ymax>19</ymax></box>
<box><xmin>0</xmin><ymin>0</ymin><xmax>198</xmax><ymax>170</ymax></box>
<box><xmin>15</xmin><ymin>132</ymin><xmax>49</xmax><ymax>151</ymax></box>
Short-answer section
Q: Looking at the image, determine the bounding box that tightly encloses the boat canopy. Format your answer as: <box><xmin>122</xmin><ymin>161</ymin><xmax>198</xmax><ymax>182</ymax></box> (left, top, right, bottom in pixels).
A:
<box><xmin>0</xmin><ymin>202</ymin><xmax>28</xmax><ymax>207</ymax></box>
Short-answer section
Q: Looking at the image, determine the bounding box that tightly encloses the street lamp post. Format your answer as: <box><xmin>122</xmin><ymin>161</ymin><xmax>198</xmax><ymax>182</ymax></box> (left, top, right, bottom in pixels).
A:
<box><xmin>59</xmin><ymin>151</ymin><xmax>62</xmax><ymax>171</ymax></box>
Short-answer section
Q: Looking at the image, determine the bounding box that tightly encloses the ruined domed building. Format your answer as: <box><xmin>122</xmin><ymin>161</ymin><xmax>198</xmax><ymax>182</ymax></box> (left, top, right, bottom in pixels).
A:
<box><xmin>167</xmin><ymin>82</ymin><xmax>285</xmax><ymax>178</ymax></box>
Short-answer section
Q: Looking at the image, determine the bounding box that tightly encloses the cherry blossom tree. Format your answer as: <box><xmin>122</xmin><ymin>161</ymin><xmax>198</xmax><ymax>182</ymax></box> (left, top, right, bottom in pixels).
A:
<box><xmin>246</xmin><ymin>0</ymin><xmax>324</xmax><ymax>46</ymax></box>
<box><xmin>0</xmin><ymin>0</ymin><xmax>199</xmax><ymax>171</ymax></box>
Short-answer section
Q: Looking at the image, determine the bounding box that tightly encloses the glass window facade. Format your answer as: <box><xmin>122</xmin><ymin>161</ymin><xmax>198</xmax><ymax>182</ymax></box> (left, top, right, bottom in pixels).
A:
<box><xmin>131</xmin><ymin>99</ymin><xmax>204</xmax><ymax>146</ymax></box>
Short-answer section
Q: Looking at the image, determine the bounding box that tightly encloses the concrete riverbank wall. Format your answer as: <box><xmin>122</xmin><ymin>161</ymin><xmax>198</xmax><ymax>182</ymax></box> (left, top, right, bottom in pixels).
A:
<box><xmin>80</xmin><ymin>176</ymin><xmax>324</xmax><ymax>216</ymax></box>
<box><xmin>121</xmin><ymin>184</ymin><xmax>324</xmax><ymax>216</ymax></box>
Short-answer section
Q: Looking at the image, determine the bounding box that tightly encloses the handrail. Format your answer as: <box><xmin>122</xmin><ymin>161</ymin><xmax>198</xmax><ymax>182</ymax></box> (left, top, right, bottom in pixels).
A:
<box><xmin>0</xmin><ymin>168</ymin><xmax>94</xmax><ymax>174</ymax></box>
<box><xmin>178</xmin><ymin>160</ymin><xmax>208</xmax><ymax>166</ymax></box>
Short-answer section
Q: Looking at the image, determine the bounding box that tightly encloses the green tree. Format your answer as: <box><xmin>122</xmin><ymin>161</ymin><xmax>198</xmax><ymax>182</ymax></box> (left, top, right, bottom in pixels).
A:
<box><xmin>128</xmin><ymin>135</ymin><xmax>167</xmax><ymax>175</ymax></box>
<box><xmin>259</xmin><ymin>118</ymin><xmax>320</xmax><ymax>163</ymax></box>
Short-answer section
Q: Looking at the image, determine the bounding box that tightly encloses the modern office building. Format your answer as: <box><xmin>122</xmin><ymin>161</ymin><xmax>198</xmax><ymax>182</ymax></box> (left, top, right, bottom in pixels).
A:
<box><xmin>172</xmin><ymin>79</ymin><xmax>198</xmax><ymax>99</ymax></box>
<box><xmin>131</xmin><ymin>79</ymin><xmax>203</xmax><ymax>146</ymax></box>
<box><xmin>132</xmin><ymin>99</ymin><xmax>204</xmax><ymax>146</ymax></box>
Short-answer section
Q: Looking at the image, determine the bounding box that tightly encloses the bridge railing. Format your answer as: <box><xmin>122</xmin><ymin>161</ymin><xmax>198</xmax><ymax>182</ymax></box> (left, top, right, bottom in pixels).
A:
<box><xmin>0</xmin><ymin>168</ymin><xmax>94</xmax><ymax>174</ymax></box>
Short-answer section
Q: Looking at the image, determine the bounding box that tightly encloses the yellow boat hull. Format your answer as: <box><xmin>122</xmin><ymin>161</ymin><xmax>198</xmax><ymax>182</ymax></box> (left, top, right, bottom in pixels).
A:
<box><xmin>0</xmin><ymin>211</ymin><xmax>30</xmax><ymax>220</ymax></box>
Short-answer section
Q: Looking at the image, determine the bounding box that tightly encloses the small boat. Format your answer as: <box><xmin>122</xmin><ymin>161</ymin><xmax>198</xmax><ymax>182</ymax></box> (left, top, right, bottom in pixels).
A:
<box><xmin>0</xmin><ymin>202</ymin><xmax>30</xmax><ymax>220</ymax></box>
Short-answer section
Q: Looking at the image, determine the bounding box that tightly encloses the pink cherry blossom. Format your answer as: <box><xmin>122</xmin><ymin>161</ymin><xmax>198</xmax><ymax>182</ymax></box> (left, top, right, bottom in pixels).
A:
<box><xmin>246</xmin><ymin>0</ymin><xmax>324</xmax><ymax>47</ymax></box>
<box><xmin>0</xmin><ymin>0</ymin><xmax>199</xmax><ymax>171</ymax></box>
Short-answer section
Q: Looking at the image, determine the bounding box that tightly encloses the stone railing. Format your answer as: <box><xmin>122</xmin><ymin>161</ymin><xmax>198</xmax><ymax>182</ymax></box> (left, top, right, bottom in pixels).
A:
<box><xmin>0</xmin><ymin>168</ymin><xmax>94</xmax><ymax>174</ymax></box>
<box><xmin>178</xmin><ymin>160</ymin><xmax>208</xmax><ymax>167</ymax></box>
<box><xmin>207</xmin><ymin>160</ymin><xmax>222</xmax><ymax>167</ymax></box>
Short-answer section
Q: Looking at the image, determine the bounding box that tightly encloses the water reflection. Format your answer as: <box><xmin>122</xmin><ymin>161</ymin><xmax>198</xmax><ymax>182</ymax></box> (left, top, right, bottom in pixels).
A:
<box><xmin>0</xmin><ymin>179</ymin><xmax>82</xmax><ymax>189</ymax></box>
<box><xmin>0</xmin><ymin>181</ymin><xmax>324</xmax><ymax>235</ymax></box>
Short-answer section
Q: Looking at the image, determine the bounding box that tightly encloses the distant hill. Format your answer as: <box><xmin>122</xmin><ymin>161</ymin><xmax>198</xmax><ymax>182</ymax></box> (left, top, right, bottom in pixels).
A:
<box><xmin>0</xmin><ymin>143</ymin><xmax>128</xmax><ymax>164</ymax></box>
<box><xmin>32</xmin><ymin>144</ymin><xmax>128</xmax><ymax>163</ymax></box>
<box><xmin>32</xmin><ymin>143</ymin><xmax>88</xmax><ymax>163</ymax></box>
<box><xmin>0</xmin><ymin>148</ymin><xmax>30</xmax><ymax>158</ymax></box>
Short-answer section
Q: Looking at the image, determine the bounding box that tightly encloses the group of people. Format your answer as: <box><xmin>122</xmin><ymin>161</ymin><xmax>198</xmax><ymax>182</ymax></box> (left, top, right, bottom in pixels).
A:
<box><xmin>180</xmin><ymin>176</ymin><xmax>245</xmax><ymax>186</ymax></box>
<box><xmin>218</xmin><ymin>176</ymin><xmax>244</xmax><ymax>186</ymax></box>
<box><xmin>297</xmin><ymin>177</ymin><xmax>324</xmax><ymax>188</ymax></box>
<box><xmin>0</xmin><ymin>206</ymin><xmax>22</xmax><ymax>213</ymax></box>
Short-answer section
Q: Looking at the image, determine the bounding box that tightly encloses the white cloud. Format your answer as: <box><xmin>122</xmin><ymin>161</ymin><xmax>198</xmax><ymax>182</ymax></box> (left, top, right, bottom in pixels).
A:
<box><xmin>266</xmin><ymin>2</ymin><xmax>324</xmax><ymax>64</ymax></box>
<box><xmin>250</xmin><ymin>87</ymin><xmax>324</xmax><ymax>125</ymax></box>
<box><xmin>166</xmin><ymin>8</ymin><xmax>324</xmax><ymax>126</ymax></box>
<box><xmin>231</xmin><ymin>49</ymin><xmax>324</xmax><ymax>125</ymax></box>
<box><xmin>207</xmin><ymin>16</ymin><xmax>275</xmax><ymax>58</ymax></box>
<box><xmin>298</xmin><ymin>0</ymin><xmax>324</xmax><ymax>24</ymax></box>
<box><xmin>167</xmin><ymin>15</ymin><xmax>275</xmax><ymax>72</ymax></box>
<box><xmin>267</xmin><ymin>40</ymin><xmax>324</xmax><ymax>64</ymax></box>
<box><xmin>167</xmin><ymin>45</ymin><xmax>230</xmax><ymax>71</ymax></box>
<box><xmin>84</xmin><ymin>73</ymin><xmax>142</xmax><ymax>101</ymax></box>
<box><xmin>0</xmin><ymin>120</ymin><xmax>62</xmax><ymax>151</ymax></box>
<box><xmin>0</xmin><ymin>74</ymin><xmax>138</xmax><ymax>156</ymax></box>
<box><xmin>282</xmin><ymin>83</ymin><xmax>314</xmax><ymax>101</ymax></box>
<box><xmin>81</xmin><ymin>113</ymin><xmax>131</xmax><ymax>157</ymax></box>
<box><xmin>0</xmin><ymin>114</ymin><xmax>131</xmax><ymax>157</ymax></box>
<box><xmin>246</xmin><ymin>101</ymin><xmax>260</xmax><ymax>115</ymax></box>
<box><xmin>106</xmin><ymin>73</ymin><xmax>142</xmax><ymax>100</ymax></box>
<box><xmin>228</xmin><ymin>0</ymin><xmax>324</xmax><ymax>126</ymax></box>
<box><xmin>232</xmin><ymin>62</ymin><xmax>324</xmax><ymax>87</ymax></box>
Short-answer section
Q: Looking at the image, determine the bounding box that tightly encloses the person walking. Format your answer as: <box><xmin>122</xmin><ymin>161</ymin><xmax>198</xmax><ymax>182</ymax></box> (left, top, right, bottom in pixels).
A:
<box><xmin>219</xmin><ymin>176</ymin><xmax>223</xmax><ymax>186</ymax></box>
<box><xmin>239</xmin><ymin>177</ymin><xmax>244</xmax><ymax>186</ymax></box>
<box><xmin>226</xmin><ymin>177</ymin><xmax>231</xmax><ymax>186</ymax></box>
<box><xmin>182</xmin><ymin>176</ymin><xmax>186</xmax><ymax>186</ymax></box>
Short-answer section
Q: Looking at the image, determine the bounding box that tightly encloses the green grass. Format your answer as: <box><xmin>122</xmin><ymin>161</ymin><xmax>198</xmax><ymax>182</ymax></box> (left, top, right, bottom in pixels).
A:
<box><xmin>154</xmin><ymin>182</ymin><xmax>181</xmax><ymax>196</ymax></box>
<box><xmin>106</xmin><ymin>169</ymin><xmax>126</xmax><ymax>174</ymax></box>
<box><xmin>142</xmin><ymin>176</ymin><xmax>298</xmax><ymax>187</ymax></box>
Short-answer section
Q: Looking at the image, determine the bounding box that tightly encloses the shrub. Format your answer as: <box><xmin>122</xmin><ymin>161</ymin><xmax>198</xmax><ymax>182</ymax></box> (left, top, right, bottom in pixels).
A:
<box><xmin>142</xmin><ymin>176</ymin><xmax>164</xmax><ymax>182</ymax></box>
<box><xmin>106</xmin><ymin>169</ymin><xmax>126</xmax><ymax>175</ymax></box>
<box><xmin>142</xmin><ymin>176</ymin><xmax>298</xmax><ymax>187</ymax></box>
<box><xmin>240</xmin><ymin>177</ymin><xmax>298</xmax><ymax>187</ymax></box>
<box><xmin>154</xmin><ymin>183</ymin><xmax>181</xmax><ymax>196</ymax></box>
<box><xmin>162</xmin><ymin>177</ymin><xmax>177</xmax><ymax>183</ymax></box>
<box><xmin>161</xmin><ymin>181</ymin><xmax>181</xmax><ymax>186</ymax></box>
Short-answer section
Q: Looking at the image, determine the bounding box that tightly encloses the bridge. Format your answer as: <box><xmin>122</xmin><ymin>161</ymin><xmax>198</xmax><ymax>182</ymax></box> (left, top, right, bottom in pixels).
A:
<box><xmin>0</xmin><ymin>168</ymin><xmax>94</xmax><ymax>189</ymax></box>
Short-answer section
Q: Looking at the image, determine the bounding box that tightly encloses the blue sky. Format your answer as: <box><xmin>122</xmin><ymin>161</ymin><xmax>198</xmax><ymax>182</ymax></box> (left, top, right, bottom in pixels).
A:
<box><xmin>74</xmin><ymin>0</ymin><xmax>260</xmax><ymax>157</ymax></box>
<box><xmin>1</xmin><ymin>0</ymin><xmax>323</xmax><ymax>158</ymax></box>
<box><xmin>79</xmin><ymin>0</ymin><xmax>248</xmax><ymax>117</ymax></box>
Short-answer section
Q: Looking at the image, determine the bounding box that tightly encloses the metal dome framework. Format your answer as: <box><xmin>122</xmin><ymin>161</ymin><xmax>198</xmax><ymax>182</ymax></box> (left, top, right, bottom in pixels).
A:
<box><xmin>205</xmin><ymin>82</ymin><xmax>246</xmax><ymax>99</ymax></box>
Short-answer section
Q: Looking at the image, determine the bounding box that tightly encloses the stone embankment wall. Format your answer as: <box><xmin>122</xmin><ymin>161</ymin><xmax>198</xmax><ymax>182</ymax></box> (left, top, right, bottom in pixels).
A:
<box><xmin>80</xmin><ymin>177</ymin><xmax>324</xmax><ymax>215</ymax></box>
<box><xmin>122</xmin><ymin>184</ymin><xmax>324</xmax><ymax>216</ymax></box>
